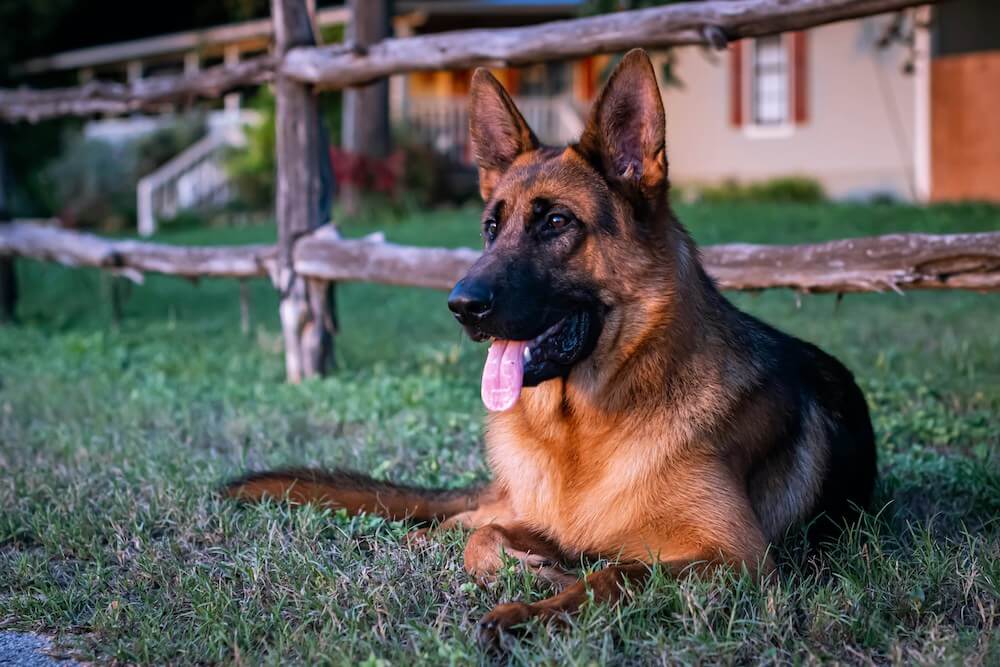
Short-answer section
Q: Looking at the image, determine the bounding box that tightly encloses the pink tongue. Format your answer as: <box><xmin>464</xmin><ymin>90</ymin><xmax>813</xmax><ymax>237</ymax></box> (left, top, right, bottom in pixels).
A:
<box><xmin>481</xmin><ymin>339</ymin><xmax>527</xmax><ymax>412</ymax></box>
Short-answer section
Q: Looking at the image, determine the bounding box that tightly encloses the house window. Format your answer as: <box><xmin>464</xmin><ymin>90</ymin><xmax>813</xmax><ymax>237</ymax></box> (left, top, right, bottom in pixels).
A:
<box><xmin>751</xmin><ymin>35</ymin><xmax>789</xmax><ymax>126</ymax></box>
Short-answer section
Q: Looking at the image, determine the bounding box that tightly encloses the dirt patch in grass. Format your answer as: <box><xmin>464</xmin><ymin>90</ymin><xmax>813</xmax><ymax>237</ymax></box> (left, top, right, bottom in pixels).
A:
<box><xmin>0</xmin><ymin>631</ymin><xmax>80</xmax><ymax>666</ymax></box>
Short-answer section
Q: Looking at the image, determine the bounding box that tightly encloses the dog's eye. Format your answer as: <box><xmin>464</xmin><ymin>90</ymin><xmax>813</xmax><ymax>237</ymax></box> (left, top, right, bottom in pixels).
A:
<box><xmin>483</xmin><ymin>219</ymin><xmax>499</xmax><ymax>242</ymax></box>
<box><xmin>546</xmin><ymin>213</ymin><xmax>570</xmax><ymax>229</ymax></box>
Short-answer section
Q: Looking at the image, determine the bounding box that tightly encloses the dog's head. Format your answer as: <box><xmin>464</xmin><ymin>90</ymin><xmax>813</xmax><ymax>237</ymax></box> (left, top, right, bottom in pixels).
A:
<box><xmin>448</xmin><ymin>49</ymin><xmax>671</xmax><ymax>411</ymax></box>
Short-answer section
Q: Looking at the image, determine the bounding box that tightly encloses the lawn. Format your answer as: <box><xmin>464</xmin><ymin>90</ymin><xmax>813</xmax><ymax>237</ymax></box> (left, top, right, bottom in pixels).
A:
<box><xmin>1</xmin><ymin>202</ymin><xmax>998</xmax><ymax>665</ymax></box>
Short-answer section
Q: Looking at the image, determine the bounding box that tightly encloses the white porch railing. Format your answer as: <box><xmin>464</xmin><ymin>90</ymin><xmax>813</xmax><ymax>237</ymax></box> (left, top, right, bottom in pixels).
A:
<box><xmin>136</xmin><ymin>112</ymin><xmax>260</xmax><ymax>237</ymax></box>
<box><xmin>403</xmin><ymin>95</ymin><xmax>585</xmax><ymax>163</ymax></box>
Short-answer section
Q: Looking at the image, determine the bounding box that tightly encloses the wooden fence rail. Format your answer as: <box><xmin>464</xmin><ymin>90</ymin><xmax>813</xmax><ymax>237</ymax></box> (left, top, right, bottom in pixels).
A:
<box><xmin>4</xmin><ymin>221</ymin><xmax>999</xmax><ymax>295</ymax></box>
<box><xmin>283</xmin><ymin>0</ymin><xmax>933</xmax><ymax>89</ymax></box>
<box><xmin>0</xmin><ymin>58</ymin><xmax>275</xmax><ymax>123</ymax></box>
<box><xmin>0</xmin><ymin>221</ymin><xmax>275</xmax><ymax>281</ymax></box>
<box><xmin>1</xmin><ymin>0</ymin><xmax>933</xmax><ymax>122</ymax></box>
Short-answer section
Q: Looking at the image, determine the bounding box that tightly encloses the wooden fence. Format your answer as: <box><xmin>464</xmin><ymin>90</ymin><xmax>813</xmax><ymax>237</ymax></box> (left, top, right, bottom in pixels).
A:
<box><xmin>2</xmin><ymin>0</ymin><xmax>999</xmax><ymax>382</ymax></box>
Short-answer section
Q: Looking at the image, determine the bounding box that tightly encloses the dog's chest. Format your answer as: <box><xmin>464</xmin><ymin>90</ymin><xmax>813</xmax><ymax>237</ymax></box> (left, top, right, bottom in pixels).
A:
<box><xmin>486</xmin><ymin>411</ymin><xmax>665</xmax><ymax>554</ymax></box>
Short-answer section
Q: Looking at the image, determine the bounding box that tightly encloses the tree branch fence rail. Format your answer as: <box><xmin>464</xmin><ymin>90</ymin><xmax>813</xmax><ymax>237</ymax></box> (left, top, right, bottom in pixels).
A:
<box><xmin>2</xmin><ymin>0</ymin><xmax>993</xmax><ymax>383</ymax></box>
<box><xmin>3</xmin><ymin>220</ymin><xmax>999</xmax><ymax>293</ymax></box>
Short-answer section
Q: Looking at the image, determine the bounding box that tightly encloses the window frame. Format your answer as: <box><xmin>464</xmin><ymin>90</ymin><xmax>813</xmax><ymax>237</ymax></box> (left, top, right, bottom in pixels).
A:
<box><xmin>743</xmin><ymin>33</ymin><xmax>797</xmax><ymax>139</ymax></box>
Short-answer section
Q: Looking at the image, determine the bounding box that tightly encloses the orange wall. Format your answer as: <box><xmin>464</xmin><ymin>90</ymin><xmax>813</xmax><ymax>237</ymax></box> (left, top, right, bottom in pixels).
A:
<box><xmin>407</xmin><ymin>58</ymin><xmax>604</xmax><ymax>102</ymax></box>
<box><xmin>931</xmin><ymin>51</ymin><xmax>1000</xmax><ymax>202</ymax></box>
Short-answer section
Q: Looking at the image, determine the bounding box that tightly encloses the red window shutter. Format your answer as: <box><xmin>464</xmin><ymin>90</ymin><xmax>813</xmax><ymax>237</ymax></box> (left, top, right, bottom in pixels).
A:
<box><xmin>729</xmin><ymin>41</ymin><xmax>743</xmax><ymax>127</ymax></box>
<box><xmin>580</xmin><ymin>57</ymin><xmax>596</xmax><ymax>102</ymax></box>
<box><xmin>791</xmin><ymin>31</ymin><xmax>808</xmax><ymax>124</ymax></box>
<box><xmin>453</xmin><ymin>69</ymin><xmax>472</xmax><ymax>96</ymax></box>
<box><xmin>505</xmin><ymin>67</ymin><xmax>521</xmax><ymax>96</ymax></box>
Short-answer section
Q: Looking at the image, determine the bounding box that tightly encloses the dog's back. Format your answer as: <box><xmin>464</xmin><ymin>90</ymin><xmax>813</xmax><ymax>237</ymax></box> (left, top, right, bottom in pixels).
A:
<box><xmin>719</xmin><ymin>298</ymin><xmax>877</xmax><ymax>542</ymax></box>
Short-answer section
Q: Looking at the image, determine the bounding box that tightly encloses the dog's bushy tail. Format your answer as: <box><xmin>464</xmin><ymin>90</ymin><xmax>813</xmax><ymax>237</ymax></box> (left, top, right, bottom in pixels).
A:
<box><xmin>223</xmin><ymin>468</ymin><xmax>482</xmax><ymax>522</ymax></box>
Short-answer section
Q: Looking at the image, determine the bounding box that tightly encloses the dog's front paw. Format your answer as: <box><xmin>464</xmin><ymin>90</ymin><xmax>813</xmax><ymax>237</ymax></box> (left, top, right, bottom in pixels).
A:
<box><xmin>403</xmin><ymin>527</ymin><xmax>431</xmax><ymax>546</ymax></box>
<box><xmin>477</xmin><ymin>601</ymin><xmax>536</xmax><ymax>646</ymax></box>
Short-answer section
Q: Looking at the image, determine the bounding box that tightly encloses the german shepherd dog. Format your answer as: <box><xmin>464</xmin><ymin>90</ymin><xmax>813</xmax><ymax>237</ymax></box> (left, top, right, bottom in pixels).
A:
<box><xmin>226</xmin><ymin>49</ymin><xmax>876</xmax><ymax>639</ymax></box>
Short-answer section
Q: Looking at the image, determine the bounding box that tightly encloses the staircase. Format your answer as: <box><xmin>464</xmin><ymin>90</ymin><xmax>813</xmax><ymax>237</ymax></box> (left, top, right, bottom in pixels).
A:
<box><xmin>136</xmin><ymin>113</ymin><xmax>258</xmax><ymax>237</ymax></box>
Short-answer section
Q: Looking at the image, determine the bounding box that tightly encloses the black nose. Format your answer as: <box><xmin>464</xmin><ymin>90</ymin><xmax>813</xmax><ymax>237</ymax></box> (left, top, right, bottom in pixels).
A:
<box><xmin>448</xmin><ymin>280</ymin><xmax>494</xmax><ymax>325</ymax></box>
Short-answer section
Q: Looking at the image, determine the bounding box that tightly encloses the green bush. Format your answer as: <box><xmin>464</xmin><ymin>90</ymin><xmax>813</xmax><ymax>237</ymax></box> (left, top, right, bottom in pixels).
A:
<box><xmin>225</xmin><ymin>91</ymin><xmax>277</xmax><ymax>212</ymax></box>
<box><xmin>394</xmin><ymin>130</ymin><xmax>479</xmax><ymax>208</ymax></box>
<box><xmin>699</xmin><ymin>176</ymin><xmax>826</xmax><ymax>204</ymax></box>
<box><xmin>39</xmin><ymin>116</ymin><xmax>206</xmax><ymax>231</ymax></box>
<box><xmin>40</xmin><ymin>135</ymin><xmax>137</xmax><ymax>230</ymax></box>
<box><xmin>225</xmin><ymin>87</ymin><xmax>342</xmax><ymax>214</ymax></box>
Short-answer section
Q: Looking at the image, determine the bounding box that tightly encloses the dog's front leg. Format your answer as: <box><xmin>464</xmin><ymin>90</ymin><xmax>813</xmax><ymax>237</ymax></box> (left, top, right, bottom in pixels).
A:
<box><xmin>463</xmin><ymin>523</ymin><xmax>577</xmax><ymax>588</ymax></box>
<box><xmin>477</xmin><ymin>524</ymin><xmax>774</xmax><ymax>644</ymax></box>
<box><xmin>404</xmin><ymin>485</ymin><xmax>515</xmax><ymax>543</ymax></box>
<box><xmin>477</xmin><ymin>561</ymin><xmax>650</xmax><ymax>644</ymax></box>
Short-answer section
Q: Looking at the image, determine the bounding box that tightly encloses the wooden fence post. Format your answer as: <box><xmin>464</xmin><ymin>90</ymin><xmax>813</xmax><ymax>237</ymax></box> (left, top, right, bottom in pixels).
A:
<box><xmin>272</xmin><ymin>0</ymin><xmax>336</xmax><ymax>382</ymax></box>
<box><xmin>341</xmin><ymin>0</ymin><xmax>392</xmax><ymax>216</ymax></box>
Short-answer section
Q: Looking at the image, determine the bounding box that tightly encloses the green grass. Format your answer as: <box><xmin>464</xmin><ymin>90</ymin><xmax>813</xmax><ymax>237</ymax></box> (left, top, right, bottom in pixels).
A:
<box><xmin>1</xmin><ymin>202</ymin><xmax>998</xmax><ymax>665</ymax></box>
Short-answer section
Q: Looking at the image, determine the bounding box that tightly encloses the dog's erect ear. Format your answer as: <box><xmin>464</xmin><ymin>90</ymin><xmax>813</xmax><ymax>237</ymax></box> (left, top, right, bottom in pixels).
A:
<box><xmin>469</xmin><ymin>68</ymin><xmax>539</xmax><ymax>200</ymax></box>
<box><xmin>579</xmin><ymin>49</ymin><xmax>667</xmax><ymax>200</ymax></box>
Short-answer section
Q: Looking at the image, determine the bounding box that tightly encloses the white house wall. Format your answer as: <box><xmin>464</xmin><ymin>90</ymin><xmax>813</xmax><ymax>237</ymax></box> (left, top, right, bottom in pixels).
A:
<box><xmin>660</xmin><ymin>17</ymin><xmax>919</xmax><ymax>201</ymax></box>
